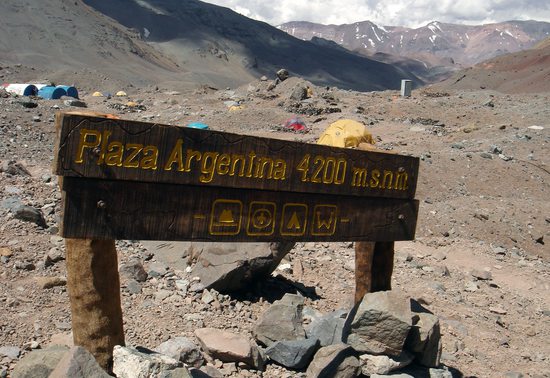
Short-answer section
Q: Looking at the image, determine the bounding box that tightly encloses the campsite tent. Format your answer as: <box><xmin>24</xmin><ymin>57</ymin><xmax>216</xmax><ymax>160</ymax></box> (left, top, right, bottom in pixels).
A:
<box><xmin>317</xmin><ymin>119</ymin><xmax>375</xmax><ymax>148</ymax></box>
<box><xmin>38</xmin><ymin>86</ymin><xmax>65</xmax><ymax>100</ymax></box>
<box><xmin>56</xmin><ymin>86</ymin><xmax>79</xmax><ymax>99</ymax></box>
<box><xmin>5</xmin><ymin>84</ymin><xmax>38</xmax><ymax>96</ymax></box>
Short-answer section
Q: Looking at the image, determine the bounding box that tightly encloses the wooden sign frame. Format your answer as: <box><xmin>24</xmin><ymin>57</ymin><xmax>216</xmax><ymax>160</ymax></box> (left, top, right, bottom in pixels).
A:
<box><xmin>53</xmin><ymin>112</ymin><xmax>421</xmax><ymax>372</ymax></box>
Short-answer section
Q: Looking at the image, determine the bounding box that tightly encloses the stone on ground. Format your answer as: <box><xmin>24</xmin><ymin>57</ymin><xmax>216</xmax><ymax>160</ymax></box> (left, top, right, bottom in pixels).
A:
<box><xmin>359</xmin><ymin>352</ymin><xmax>414</xmax><ymax>375</ymax></box>
<box><xmin>306</xmin><ymin>343</ymin><xmax>360</xmax><ymax>378</ymax></box>
<box><xmin>48</xmin><ymin>346</ymin><xmax>110</xmax><ymax>378</ymax></box>
<box><xmin>11</xmin><ymin>345</ymin><xmax>69</xmax><ymax>378</ymax></box>
<box><xmin>306</xmin><ymin>309</ymin><xmax>347</xmax><ymax>346</ymax></box>
<box><xmin>154</xmin><ymin>336</ymin><xmax>204</xmax><ymax>368</ymax></box>
<box><xmin>405</xmin><ymin>312</ymin><xmax>442</xmax><ymax>367</ymax></box>
<box><xmin>112</xmin><ymin>345</ymin><xmax>187</xmax><ymax>378</ymax></box>
<box><xmin>345</xmin><ymin>290</ymin><xmax>412</xmax><ymax>356</ymax></box>
<box><xmin>253</xmin><ymin>293</ymin><xmax>306</xmax><ymax>347</ymax></box>
<box><xmin>194</xmin><ymin>328</ymin><xmax>264</xmax><ymax>370</ymax></box>
<box><xmin>265</xmin><ymin>338</ymin><xmax>319</xmax><ymax>370</ymax></box>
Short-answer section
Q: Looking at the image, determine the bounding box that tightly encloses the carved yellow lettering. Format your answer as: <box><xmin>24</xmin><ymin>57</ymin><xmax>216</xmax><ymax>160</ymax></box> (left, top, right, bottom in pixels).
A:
<box><xmin>75</xmin><ymin>129</ymin><xmax>101</xmax><ymax>164</ymax></box>
<box><xmin>164</xmin><ymin>139</ymin><xmax>184</xmax><ymax>171</ymax></box>
<box><xmin>104</xmin><ymin>142</ymin><xmax>124</xmax><ymax>166</ymax></box>
<box><xmin>216</xmin><ymin>154</ymin><xmax>230</xmax><ymax>175</ymax></box>
<box><xmin>184</xmin><ymin>149</ymin><xmax>202</xmax><ymax>172</ymax></box>
<box><xmin>255</xmin><ymin>157</ymin><xmax>274</xmax><ymax>179</ymax></box>
<box><xmin>370</xmin><ymin>169</ymin><xmax>380</xmax><ymax>188</ymax></box>
<box><xmin>199</xmin><ymin>152</ymin><xmax>219</xmax><ymax>183</ymax></box>
<box><xmin>351</xmin><ymin>167</ymin><xmax>367</xmax><ymax>187</ymax></box>
<box><xmin>229</xmin><ymin>154</ymin><xmax>245</xmax><ymax>177</ymax></box>
<box><xmin>381</xmin><ymin>170</ymin><xmax>393</xmax><ymax>189</ymax></box>
<box><xmin>246</xmin><ymin>152</ymin><xmax>256</xmax><ymax>178</ymax></box>
<box><xmin>122</xmin><ymin>143</ymin><xmax>143</xmax><ymax>168</ymax></box>
<box><xmin>140</xmin><ymin>146</ymin><xmax>159</xmax><ymax>170</ymax></box>
<box><xmin>97</xmin><ymin>130</ymin><xmax>112</xmax><ymax>165</ymax></box>
<box><xmin>394</xmin><ymin>171</ymin><xmax>408</xmax><ymax>190</ymax></box>
<box><xmin>273</xmin><ymin>160</ymin><xmax>287</xmax><ymax>180</ymax></box>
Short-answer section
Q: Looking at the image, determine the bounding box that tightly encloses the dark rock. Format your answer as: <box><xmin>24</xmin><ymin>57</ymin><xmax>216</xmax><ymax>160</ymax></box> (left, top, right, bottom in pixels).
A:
<box><xmin>119</xmin><ymin>260</ymin><xmax>148</xmax><ymax>282</ymax></box>
<box><xmin>13</xmin><ymin>205</ymin><xmax>47</xmax><ymax>228</ymax></box>
<box><xmin>306</xmin><ymin>343</ymin><xmax>360</xmax><ymax>378</ymax></box>
<box><xmin>345</xmin><ymin>290</ymin><xmax>412</xmax><ymax>356</ymax></box>
<box><xmin>254</xmin><ymin>294</ymin><xmax>306</xmax><ymax>347</ymax></box>
<box><xmin>125</xmin><ymin>279</ymin><xmax>142</xmax><ymax>294</ymax></box>
<box><xmin>17</xmin><ymin>100</ymin><xmax>38</xmax><ymax>108</ymax></box>
<box><xmin>1</xmin><ymin>161</ymin><xmax>31</xmax><ymax>176</ymax></box>
<box><xmin>191</xmin><ymin>242</ymin><xmax>294</xmax><ymax>292</ymax></box>
<box><xmin>276</xmin><ymin>69</ymin><xmax>289</xmax><ymax>81</ymax></box>
<box><xmin>49</xmin><ymin>346</ymin><xmax>110</xmax><ymax>378</ymax></box>
<box><xmin>266</xmin><ymin>338</ymin><xmax>319</xmax><ymax>370</ymax></box>
<box><xmin>405</xmin><ymin>312</ymin><xmax>442</xmax><ymax>367</ymax></box>
<box><xmin>11</xmin><ymin>345</ymin><xmax>69</xmax><ymax>378</ymax></box>
<box><xmin>63</xmin><ymin>100</ymin><xmax>87</xmax><ymax>108</ymax></box>
<box><xmin>306</xmin><ymin>309</ymin><xmax>347</xmax><ymax>346</ymax></box>
<box><xmin>290</xmin><ymin>85</ymin><xmax>308</xmax><ymax>101</ymax></box>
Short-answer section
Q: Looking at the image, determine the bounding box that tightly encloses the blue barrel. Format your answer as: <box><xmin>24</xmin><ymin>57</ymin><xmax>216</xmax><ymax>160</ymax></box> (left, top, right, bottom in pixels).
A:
<box><xmin>56</xmin><ymin>85</ymin><xmax>78</xmax><ymax>99</ymax></box>
<box><xmin>38</xmin><ymin>86</ymin><xmax>66</xmax><ymax>100</ymax></box>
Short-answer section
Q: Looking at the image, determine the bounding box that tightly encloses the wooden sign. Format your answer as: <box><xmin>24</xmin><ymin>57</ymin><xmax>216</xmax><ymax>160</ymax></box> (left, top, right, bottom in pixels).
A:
<box><xmin>61</xmin><ymin>178</ymin><xmax>418</xmax><ymax>242</ymax></box>
<box><xmin>54</xmin><ymin>114</ymin><xmax>419</xmax><ymax>199</ymax></box>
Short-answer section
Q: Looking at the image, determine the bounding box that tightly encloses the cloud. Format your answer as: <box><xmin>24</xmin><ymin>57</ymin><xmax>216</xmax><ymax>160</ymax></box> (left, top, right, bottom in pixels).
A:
<box><xmin>202</xmin><ymin>0</ymin><xmax>550</xmax><ymax>27</ymax></box>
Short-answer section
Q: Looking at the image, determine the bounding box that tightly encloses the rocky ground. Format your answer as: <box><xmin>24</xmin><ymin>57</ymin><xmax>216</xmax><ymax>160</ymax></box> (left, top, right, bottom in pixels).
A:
<box><xmin>0</xmin><ymin>66</ymin><xmax>549</xmax><ymax>377</ymax></box>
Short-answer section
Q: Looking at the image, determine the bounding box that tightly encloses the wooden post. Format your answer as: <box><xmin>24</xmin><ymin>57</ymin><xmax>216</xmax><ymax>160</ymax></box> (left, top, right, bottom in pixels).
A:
<box><xmin>354</xmin><ymin>241</ymin><xmax>395</xmax><ymax>305</ymax></box>
<box><xmin>65</xmin><ymin>238</ymin><xmax>125</xmax><ymax>371</ymax></box>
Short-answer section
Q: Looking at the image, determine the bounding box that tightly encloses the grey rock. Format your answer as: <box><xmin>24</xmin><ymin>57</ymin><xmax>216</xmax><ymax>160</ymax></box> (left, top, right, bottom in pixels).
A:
<box><xmin>125</xmin><ymin>279</ymin><xmax>142</xmax><ymax>294</ymax></box>
<box><xmin>0</xmin><ymin>346</ymin><xmax>21</xmax><ymax>359</ymax></box>
<box><xmin>11</xmin><ymin>345</ymin><xmax>69</xmax><ymax>378</ymax></box>
<box><xmin>429</xmin><ymin>367</ymin><xmax>454</xmax><ymax>378</ymax></box>
<box><xmin>119</xmin><ymin>260</ymin><xmax>148</xmax><ymax>282</ymax></box>
<box><xmin>306</xmin><ymin>309</ymin><xmax>347</xmax><ymax>346</ymax></box>
<box><xmin>254</xmin><ymin>294</ymin><xmax>306</xmax><ymax>347</ymax></box>
<box><xmin>345</xmin><ymin>290</ymin><xmax>412</xmax><ymax>356</ymax></box>
<box><xmin>464</xmin><ymin>281</ymin><xmax>478</xmax><ymax>292</ymax></box>
<box><xmin>290</xmin><ymin>85</ymin><xmax>308</xmax><ymax>101</ymax></box>
<box><xmin>148</xmin><ymin>261</ymin><xmax>169</xmax><ymax>277</ymax></box>
<box><xmin>306</xmin><ymin>344</ymin><xmax>360</xmax><ymax>378</ymax></box>
<box><xmin>194</xmin><ymin>328</ymin><xmax>264</xmax><ymax>370</ymax></box>
<box><xmin>112</xmin><ymin>345</ymin><xmax>185</xmax><ymax>378</ymax></box>
<box><xmin>480</xmin><ymin>152</ymin><xmax>493</xmax><ymax>159</ymax></box>
<box><xmin>155</xmin><ymin>337</ymin><xmax>204</xmax><ymax>368</ymax></box>
<box><xmin>276</xmin><ymin>69</ymin><xmax>289</xmax><ymax>81</ymax></box>
<box><xmin>48</xmin><ymin>346</ymin><xmax>110</xmax><ymax>378</ymax></box>
<box><xmin>63</xmin><ymin>100</ymin><xmax>87</xmax><ymax>108</ymax></box>
<box><xmin>45</xmin><ymin>247</ymin><xmax>65</xmax><ymax>267</ymax></box>
<box><xmin>201</xmin><ymin>290</ymin><xmax>215</xmax><ymax>305</ymax></box>
<box><xmin>471</xmin><ymin>269</ymin><xmax>492</xmax><ymax>280</ymax></box>
<box><xmin>406</xmin><ymin>312</ymin><xmax>442</xmax><ymax>367</ymax></box>
<box><xmin>13</xmin><ymin>205</ymin><xmax>47</xmax><ymax>228</ymax></box>
<box><xmin>191</xmin><ymin>242</ymin><xmax>294</xmax><ymax>292</ymax></box>
<box><xmin>504</xmin><ymin>372</ymin><xmax>524</xmax><ymax>378</ymax></box>
<box><xmin>266</xmin><ymin>338</ymin><xmax>319</xmax><ymax>369</ymax></box>
<box><xmin>1</xmin><ymin>197</ymin><xmax>22</xmax><ymax>211</ymax></box>
<box><xmin>17</xmin><ymin>101</ymin><xmax>38</xmax><ymax>109</ymax></box>
<box><xmin>359</xmin><ymin>352</ymin><xmax>414</xmax><ymax>375</ymax></box>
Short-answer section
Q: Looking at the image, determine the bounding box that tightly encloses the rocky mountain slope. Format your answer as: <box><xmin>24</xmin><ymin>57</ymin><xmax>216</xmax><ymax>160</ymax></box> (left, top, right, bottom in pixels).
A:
<box><xmin>0</xmin><ymin>0</ymin><xmax>423</xmax><ymax>92</ymax></box>
<box><xmin>431</xmin><ymin>38</ymin><xmax>550</xmax><ymax>93</ymax></box>
<box><xmin>279</xmin><ymin>20</ymin><xmax>550</xmax><ymax>66</ymax></box>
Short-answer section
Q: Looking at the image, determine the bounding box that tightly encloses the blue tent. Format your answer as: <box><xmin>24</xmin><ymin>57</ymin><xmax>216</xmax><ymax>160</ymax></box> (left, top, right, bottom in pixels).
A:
<box><xmin>38</xmin><ymin>86</ymin><xmax>66</xmax><ymax>100</ymax></box>
<box><xmin>56</xmin><ymin>85</ymin><xmax>78</xmax><ymax>99</ymax></box>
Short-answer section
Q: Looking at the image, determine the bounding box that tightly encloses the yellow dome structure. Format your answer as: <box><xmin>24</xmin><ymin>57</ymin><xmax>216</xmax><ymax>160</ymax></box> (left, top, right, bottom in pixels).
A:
<box><xmin>317</xmin><ymin>119</ymin><xmax>375</xmax><ymax>149</ymax></box>
<box><xmin>116</xmin><ymin>91</ymin><xmax>127</xmax><ymax>97</ymax></box>
<box><xmin>92</xmin><ymin>91</ymin><xmax>103</xmax><ymax>97</ymax></box>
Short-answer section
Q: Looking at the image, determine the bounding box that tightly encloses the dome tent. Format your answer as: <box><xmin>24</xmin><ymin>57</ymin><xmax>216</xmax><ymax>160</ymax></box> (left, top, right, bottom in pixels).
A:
<box><xmin>38</xmin><ymin>86</ymin><xmax>65</xmax><ymax>100</ymax></box>
<box><xmin>5</xmin><ymin>84</ymin><xmax>38</xmax><ymax>96</ymax></box>
<box><xmin>56</xmin><ymin>85</ymin><xmax>79</xmax><ymax>99</ymax></box>
<box><xmin>317</xmin><ymin>119</ymin><xmax>375</xmax><ymax>148</ymax></box>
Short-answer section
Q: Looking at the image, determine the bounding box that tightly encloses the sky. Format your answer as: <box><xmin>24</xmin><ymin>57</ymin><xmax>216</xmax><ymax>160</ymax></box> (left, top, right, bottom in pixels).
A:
<box><xmin>201</xmin><ymin>0</ymin><xmax>550</xmax><ymax>28</ymax></box>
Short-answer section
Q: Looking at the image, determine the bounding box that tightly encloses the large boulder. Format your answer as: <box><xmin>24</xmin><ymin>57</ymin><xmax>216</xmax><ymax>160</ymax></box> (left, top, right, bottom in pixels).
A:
<box><xmin>306</xmin><ymin>344</ymin><xmax>360</xmax><ymax>378</ymax></box>
<box><xmin>359</xmin><ymin>352</ymin><xmax>414</xmax><ymax>376</ymax></box>
<box><xmin>49</xmin><ymin>346</ymin><xmax>110</xmax><ymax>378</ymax></box>
<box><xmin>306</xmin><ymin>309</ymin><xmax>347</xmax><ymax>347</ymax></box>
<box><xmin>189</xmin><ymin>242</ymin><xmax>294</xmax><ymax>292</ymax></box>
<box><xmin>12</xmin><ymin>345</ymin><xmax>69</xmax><ymax>378</ymax></box>
<box><xmin>345</xmin><ymin>290</ymin><xmax>412</xmax><ymax>356</ymax></box>
<box><xmin>194</xmin><ymin>328</ymin><xmax>264</xmax><ymax>370</ymax></box>
<box><xmin>253</xmin><ymin>294</ymin><xmax>306</xmax><ymax>347</ymax></box>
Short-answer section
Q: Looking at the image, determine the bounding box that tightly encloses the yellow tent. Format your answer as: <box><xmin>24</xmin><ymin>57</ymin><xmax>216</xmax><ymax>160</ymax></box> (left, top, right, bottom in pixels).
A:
<box><xmin>92</xmin><ymin>91</ymin><xmax>103</xmax><ymax>97</ymax></box>
<box><xmin>116</xmin><ymin>91</ymin><xmax>127</xmax><ymax>97</ymax></box>
<box><xmin>229</xmin><ymin>105</ymin><xmax>245</xmax><ymax>111</ymax></box>
<box><xmin>317</xmin><ymin>119</ymin><xmax>375</xmax><ymax>149</ymax></box>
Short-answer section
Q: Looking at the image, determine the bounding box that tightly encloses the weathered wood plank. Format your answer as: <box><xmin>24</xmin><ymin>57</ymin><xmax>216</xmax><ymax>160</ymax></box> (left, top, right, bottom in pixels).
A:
<box><xmin>61</xmin><ymin>178</ymin><xmax>419</xmax><ymax>242</ymax></box>
<box><xmin>54</xmin><ymin>113</ymin><xmax>419</xmax><ymax>199</ymax></box>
